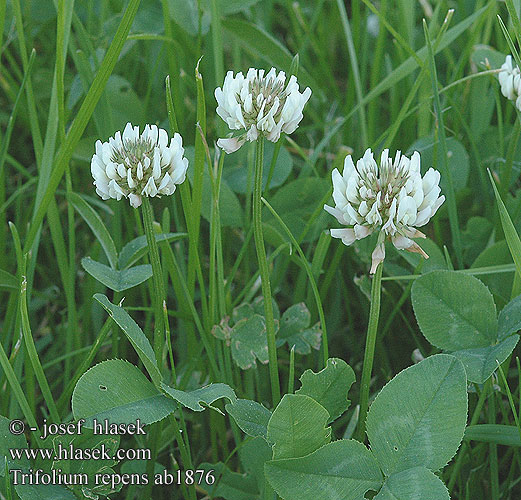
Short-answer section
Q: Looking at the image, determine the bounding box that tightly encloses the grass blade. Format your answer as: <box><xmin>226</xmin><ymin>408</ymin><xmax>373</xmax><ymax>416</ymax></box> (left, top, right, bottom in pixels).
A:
<box><xmin>24</xmin><ymin>0</ymin><xmax>142</xmax><ymax>252</ymax></box>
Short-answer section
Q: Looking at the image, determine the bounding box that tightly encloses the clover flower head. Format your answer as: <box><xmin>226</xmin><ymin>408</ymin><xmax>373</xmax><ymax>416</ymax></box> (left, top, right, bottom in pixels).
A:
<box><xmin>324</xmin><ymin>148</ymin><xmax>445</xmax><ymax>273</ymax></box>
<box><xmin>90</xmin><ymin>123</ymin><xmax>189</xmax><ymax>208</ymax></box>
<box><xmin>215</xmin><ymin>67</ymin><xmax>312</xmax><ymax>153</ymax></box>
<box><xmin>499</xmin><ymin>55</ymin><xmax>521</xmax><ymax>111</ymax></box>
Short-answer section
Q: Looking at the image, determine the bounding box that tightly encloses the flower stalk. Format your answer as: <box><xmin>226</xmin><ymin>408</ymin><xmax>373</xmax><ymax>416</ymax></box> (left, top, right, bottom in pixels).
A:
<box><xmin>356</xmin><ymin>260</ymin><xmax>383</xmax><ymax>442</ymax></box>
<box><xmin>253</xmin><ymin>137</ymin><xmax>281</xmax><ymax>405</ymax></box>
<box><xmin>141</xmin><ymin>197</ymin><xmax>166</xmax><ymax>368</ymax></box>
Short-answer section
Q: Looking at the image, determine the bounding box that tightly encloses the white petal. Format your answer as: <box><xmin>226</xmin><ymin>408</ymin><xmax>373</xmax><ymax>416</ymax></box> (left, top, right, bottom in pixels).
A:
<box><xmin>129</xmin><ymin>194</ymin><xmax>142</xmax><ymax>208</ymax></box>
<box><xmin>217</xmin><ymin>136</ymin><xmax>246</xmax><ymax>154</ymax></box>
<box><xmin>330</xmin><ymin>228</ymin><xmax>356</xmax><ymax>246</ymax></box>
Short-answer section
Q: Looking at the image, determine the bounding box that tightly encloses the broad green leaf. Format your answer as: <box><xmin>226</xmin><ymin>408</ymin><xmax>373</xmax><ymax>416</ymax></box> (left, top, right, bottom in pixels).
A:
<box><xmin>231</xmin><ymin>298</ymin><xmax>280</xmax><ymax>324</ymax></box>
<box><xmin>81</xmin><ymin>257</ymin><xmax>152</xmax><ymax>292</ymax></box>
<box><xmin>118</xmin><ymin>232</ymin><xmax>187</xmax><ymax>269</ymax></box>
<box><xmin>226</xmin><ymin>399</ymin><xmax>272</xmax><ymax>439</ymax></box>
<box><xmin>250</xmin><ymin>296</ymin><xmax>281</xmax><ymax>321</ymax></box>
<box><xmin>267</xmin><ymin>394</ymin><xmax>331</xmax><ymax>460</ymax></box>
<box><xmin>412</xmin><ymin>271</ymin><xmax>497</xmax><ymax>350</ymax></box>
<box><xmin>72</xmin><ymin>359</ymin><xmax>176</xmax><ymax>427</ymax></box>
<box><xmin>238</xmin><ymin>437</ymin><xmax>273</xmax><ymax>495</ymax></box>
<box><xmin>366</xmin><ymin>354</ymin><xmax>468</xmax><ymax>475</ymax></box>
<box><xmin>223</xmin><ymin>141</ymin><xmax>293</xmax><ymax>194</ymax></box>
<box><xmin>465</xmin><ymin>424</ymin><xmax>521</xmax><ymax>446</ymax></box>
<box><xmin>200</xmin><ymin>462</ymin><xmax>259</xmax><ymax>500</ymax></box>
<box><xmin>231</xmin><ymin>315</ymin><xmax>269</xmax><ymax>369</ymax></box>
<box><xmin>15</xmin><ymin>484</ymin><xmax>77</xmax><ymax>500</ymax></box>
<box><xmin>94</xmin><ymin>294</ymin><xmax>161</xmax><ymax>386</ymax></box>
<box><xmin>161</xmin><ymin>382</ymin><xmax>236</xmax><ymax>412</ymax></box>
<box><xmin>408</xmin><ymin>136</ymin><xmax>469</xmax><ymax>191</ymax></box>
<box><xmin>296</xmin><ymin>358</ymin><xmax>355</xmax><ymax>423</ymax></box>
<box><xmin>374</xmin><ymin>467</ymin><xmax>449</xmax><ymax>500</ymax></box>
<box><xmin>412</xmin><ymin>270</ymin><xmax>519</xmax><ymax>383</ymax></box>
<box><xmin>498</xmin><ymin>294</ymin><xmax>521</xmax><ymax>340</ymax></box>
<box><xmin>221</xmin><ymin>19</ymin><xmax>317</xmax><ymax>91</ymax></box>
<box><xmin>0</xmin><ymin>415</ymin><xmax>30</xmax><ymax>476</ymax></box>
<box><xmin>68</xmin><ymin>192</ymin><xmax>118</xmax><ymax>269</ymax></box>
<box><xmin>216</xmin><ymin>314</ymin><xmax>270</xmax><ymax>370</ymax></box>
<box><xmin>52</xmin><ymin>430</ymin><xmax>121</xmax><ymax>498</ymax></box>
<box><xmin>265</xmin><ymin>439</ymin><xmax>383</xmax><ymax>500</ymax></box>
<box><xmin>276</xmin><ymin>303</ymin><xmax>321</xmax><ymax>354</ymax></box>
<box><xmin>450</xmin><ymin>335</ymin><xmax>519</xmax><ymax>385</ymax></box>
<box><xmin>214</xmin><ymin>299</ymin><xmax>281</xmax><ymax>370</ymax></box>
<box><xmin>0</xmin><ymin>269</ymin><xmax>18</xmax><ymax>290</ymax></box>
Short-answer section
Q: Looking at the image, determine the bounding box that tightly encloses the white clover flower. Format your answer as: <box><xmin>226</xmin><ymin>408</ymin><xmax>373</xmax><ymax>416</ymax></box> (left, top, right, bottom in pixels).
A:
<box><xmin>215</xmin><ymin>68</ymin><xmax>312</xmax><ymax>153</ymax></box>
<box><xmin>90</xmin><ymin>122</ymin><xmax>189</xmax><ymax>208</ymax></box>
<box><xmin>324</xmin><ymin>148</ymin><xmax>445</xmax><ymax>273</ymax></box>
<box><xmin>499</xmin><ymin>55</ymin><xmax>521</xmax><ymax>111</ymax></box>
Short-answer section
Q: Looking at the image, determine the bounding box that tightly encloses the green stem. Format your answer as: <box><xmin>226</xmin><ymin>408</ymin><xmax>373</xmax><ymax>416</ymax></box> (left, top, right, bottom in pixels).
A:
<box><xmin>20</xmin><ymin>256</ymin><xmax>60</xmax><ymax>422</ymax></box>
<box><xmin>141</xmin><ymin>197</ymin><xmax>165</xmax><ymax>369</ymax></box>
<box><xmin>356</xmin><ymin>261</ymin><xmax>383</xmax><ymax>442</ymax></box>
<box><xmin>488</xmin><ymin>387</ymin><xmax>499</xmax><ymax>500</ymax></box>
<box><xmin>253</xmin><ymin>137</ymin><xmax>280</xmax><ymax>405</ymax></box>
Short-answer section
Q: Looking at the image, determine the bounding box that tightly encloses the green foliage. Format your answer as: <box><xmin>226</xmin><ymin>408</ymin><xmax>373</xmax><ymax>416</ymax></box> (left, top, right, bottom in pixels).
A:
<box><xmin>52</xmin><ymin>431</ymin><xmax>122</xmax><ymax>498</ymax></box>
<box><xmin>374</xmin><ymin>467</ymin><xmax>449</xmax><ymax>500</ymax></box>
<box><xmin>214</xmin><ymin>299</ymin><xmax>321</xmax><ymax>369</ymax></box>
<box><xmin>408</xmin><ymin>135</ymin><xmax>469</xmax><ymax>191</ymax></box>
<box><xmin>267</xmin><ymin>394</ymin><xmax>331</xmax><ymax>459</ymax></box>
<box><xmin>265</xmin><ymin>439</ymin><xmax>383</xmax><ymax>500</ymax></box>
<box><xmin>276</xmin><ymin>302</ymin><xmax>322</xmax><ymax>354</ymax></box>
<box><xmin>412</xmin><ymin>271</ymin><xmax>497</xmax><ymax>349</ymax></box>
<box><xmin>118</xmin><ymin>232</ymin><xmax>187</xmax><ymax>269</ymax></box>
<box><xmin>223</xmin><ymin>141</ymin><xmax>293</xmax><ymax>193</ymax></box>
<box><xmin>225</xmin><ymin>399</ymin><xmax>272</xmax><ymax>439</ymax></box>
<box><xmin>366</xmin><ymin>355</ymin><xmax>468</xmax><ymax>476</ymax></box>
<box><xmin>295</xmin><ymin>357</ymin><xmax>355</xmax><ymax>422</ymax></box>
<box><xmin>185</xmin><ymin>146</ymin><xmax>243</xmax><ymax>227</ymax></box>
<box><xmin>213</xmin><ymin>311</ymin><xmax>269</xmax><ymax>370</ymax></box>
<box><xmin>15</xmin><ymin>484</ymin><xmax>77</xmax><ymax>500</ymax></box>
<box><xmin>160</xmin><ymin>382</ymin><xmax>236</xmax><ymax>411</ymax></box>
<box><xmin>0</xmin><ymin>270</ymin><xmax>18</xmax><ymax>290</ymax></box>
<box><xmin>72</xmin><ymin>359</ymin><xmax>176</xmax><ymax>427</ymax></box>
<box><xmin>465</xmin><ymin>424</ymin><xmax>521</xmax><ymax>447</ymax></box>
<box><xmin>263</xmin><ymin>177</ymin><xmax>330</xmax><ymax>244</ymax></box>
<box><xmin>94</xmin><ymin>294</ymin><xmax>162</xmax><ymax>385</ymax></box>
<box><xmin>82</xmin><ymin>258</ymin><xmax>152</xmax><ymax>292</ymax></box>
<box><xmin>412</xmin><ymin>271</ymin><xmax>520</xmax><ymax>383</ymax></box>
<box><xmin>68</xmin><ymin>192</ymin><xmax>118</xmax><ymax>269</ymax></box>
<box><xmin>0</xmin><ymin>416</ymin><xmax>30</xmax><ymax>475</ymax></box>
